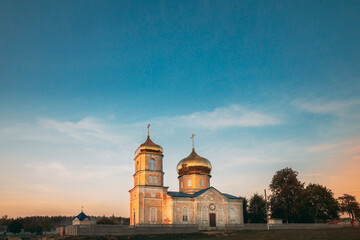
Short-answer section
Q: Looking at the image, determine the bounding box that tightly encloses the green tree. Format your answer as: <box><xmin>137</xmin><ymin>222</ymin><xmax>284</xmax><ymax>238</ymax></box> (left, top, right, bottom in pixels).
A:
<box><xmin>243</xmin><ymin>198</ymin><xmax>248</xmax><ymax>223</ymax></box>
<box><xmin>304</xmin><ymin>184</ymin><xmax>339</xmax><ymax>223</ymax></box>
<box><xmin>338</xmin><ymin>194</ymin><xmax>360</xmax><ymax>222</ymax></box>
<box><xmin>7</xmin><ymin>220</ymin><xmax>23</xmax><ymax>234</ymax></box>
<box><xmin>248</xmin><ymin>193</ymin><xmax>266</xmax><ymax>223</ymax></box>
<box><xmin>269</xmin><ymin>167</ymin><xmax>305</xmax><ymax>223</ymax></box>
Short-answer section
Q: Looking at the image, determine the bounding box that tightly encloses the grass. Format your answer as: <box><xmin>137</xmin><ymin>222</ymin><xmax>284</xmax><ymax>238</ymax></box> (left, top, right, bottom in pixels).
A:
<box><xmin>2</xmin><ymin>228</ymin><xmax>360</xmax><ymax>240</ymax></box>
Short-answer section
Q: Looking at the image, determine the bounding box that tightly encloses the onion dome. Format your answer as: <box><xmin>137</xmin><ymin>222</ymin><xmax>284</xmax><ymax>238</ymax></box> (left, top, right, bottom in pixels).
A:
<box><xmin>135</xmin><ymin>136</ymin><xmax>163</xmax><ymax>156</ymax></box>
<box><xmin>177</xmin><ymin>148</ymin><xmax>212</xmax><ymax>176</ymax></box>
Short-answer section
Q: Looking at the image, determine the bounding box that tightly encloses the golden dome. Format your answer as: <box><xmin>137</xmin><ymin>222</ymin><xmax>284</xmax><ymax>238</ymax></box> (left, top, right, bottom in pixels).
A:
<box><xmin>177</xmin><ymin>149</ymin><xmax>212</xmax><ymax>176</ymax></box>
<box><xmin>135</xmin><ymin>136</ymin><xmax>163</xmax><ymax>156</ymax></box>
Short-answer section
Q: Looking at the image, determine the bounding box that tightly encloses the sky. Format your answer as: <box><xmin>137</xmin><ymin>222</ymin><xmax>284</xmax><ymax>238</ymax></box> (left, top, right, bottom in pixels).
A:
<box><xmin>0</xmin><ymin>0</ymin><xmax>360</xmax><ymax>218</ymax></box>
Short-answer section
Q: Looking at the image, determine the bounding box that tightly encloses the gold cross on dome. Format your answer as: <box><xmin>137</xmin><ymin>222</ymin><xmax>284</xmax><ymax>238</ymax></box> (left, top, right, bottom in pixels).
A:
<box><xmin>191</xmin><ymin>133</ymin><xmax>195</xmax><ymax>150</ymax></box>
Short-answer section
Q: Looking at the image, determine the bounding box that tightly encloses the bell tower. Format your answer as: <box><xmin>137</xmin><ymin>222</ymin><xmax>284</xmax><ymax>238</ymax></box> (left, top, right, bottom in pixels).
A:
<box><xmin>129</xmin><ymin>125</ymin><xmax>168</xmax><ymax>225</ymax></box>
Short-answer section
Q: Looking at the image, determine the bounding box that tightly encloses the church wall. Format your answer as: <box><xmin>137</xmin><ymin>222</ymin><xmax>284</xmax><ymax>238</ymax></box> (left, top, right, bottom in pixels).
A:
<box><xmin>197</xmin><ymin>189</ymin><xmax>227</xmax><ymax>228</ymax></box>
<box><xmin>172</xmin><ymin>198</ymin><xmax>195</xmax><ymax>224</ymax></box>
<box><xmin>162</xmin><ymin>195</ymin><xmax>173</xmax><ymax>224</ymax></box>
<box><xmin>131</xmin><ymin>186</ymin><xmax>168</xmax><ymax>225</ymax></box>
<box><xmin>227</xmin><ymin>200</ymin><xmax>244</xmax><ymax>224</ymax></box>
<box><xmin>72</xmin><ymin>218</ymin><xmax>91</xmax><ymax>225</ymax></box>
<box><xmin>129</xmin><ymin>187</ymin><xmax>140</xmax><ymax>225</ymax></box>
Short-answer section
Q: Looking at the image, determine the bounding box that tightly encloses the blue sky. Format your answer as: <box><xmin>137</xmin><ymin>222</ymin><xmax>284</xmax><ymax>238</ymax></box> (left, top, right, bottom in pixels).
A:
<box><xmin>1</xmin><ymin>0</ymin><xmax>360</xmax><ymax>217</ymax></box>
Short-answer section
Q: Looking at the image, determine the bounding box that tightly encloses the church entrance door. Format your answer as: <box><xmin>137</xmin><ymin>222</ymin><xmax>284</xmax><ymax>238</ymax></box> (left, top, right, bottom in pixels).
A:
<box><xmin>209</xmin><ymin>213</ymin><xmax>216</xmax><ymax>227</ymax></box>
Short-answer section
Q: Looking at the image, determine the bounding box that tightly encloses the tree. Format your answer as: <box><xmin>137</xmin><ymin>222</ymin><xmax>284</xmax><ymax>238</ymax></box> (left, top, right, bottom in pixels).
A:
<box><xmin>7</xmin><ymin>220</ymin><xmax>23</xmax><ymax>234</ymax></box>
<box><xmin>36</xmin><ymin>225</ymin><xmax>43</xmax><ymax>235</ymax></box>
<box><xmin>243</xmin><ymin>198</ymin><xmax>248</xmax><ymax>223</ymax></box>
<box><xmin>96</xmin><ymin>216</ymin><xmax>117</xmax><ymax>225</ymax></box>
<box><xmin>248</xmin><ymin>193</ymin><xmax>266</xmax><ymax>223</ymax></box>
<box><xmin>0</xmin><ymin>215</ymin><xmax>11</xmax><ymax>226</ymax></box>
<box><xmin>269</xmin><ymin>167</ymin><xmax>305</xmax><ymax>223</ymax></box>
<box><xmin>303</xmin><ymin>184</ymin><xmax>339</xmax><ymax>223</ymax></box>
<box><xmin>338</xmin><ymin>194</ymin><xmax>360</xmax><ymax>222</ymax></box>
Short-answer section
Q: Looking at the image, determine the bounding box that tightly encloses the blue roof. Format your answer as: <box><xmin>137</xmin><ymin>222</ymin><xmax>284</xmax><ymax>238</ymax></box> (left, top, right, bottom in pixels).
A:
<box><xmin>73</xmin><ymin>211</ymin><xmax>90</xmax><ymax>221</ymax></box>
<box><xmin>167</xmin><ymin>191</ymin><xmax>193</xmax><ymax>197</ymax></box>
<box><xmin>167</xmin><ymin>187</ymin><xmax>243</xmax><ymax>200</ymax></box>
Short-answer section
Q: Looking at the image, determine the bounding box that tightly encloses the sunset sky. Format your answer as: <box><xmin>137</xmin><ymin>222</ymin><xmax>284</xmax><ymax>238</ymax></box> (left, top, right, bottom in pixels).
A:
<box><xmin>1</xmin><ymin>0</ymin><xmax>360</xmax><ymax>218</ymax></box>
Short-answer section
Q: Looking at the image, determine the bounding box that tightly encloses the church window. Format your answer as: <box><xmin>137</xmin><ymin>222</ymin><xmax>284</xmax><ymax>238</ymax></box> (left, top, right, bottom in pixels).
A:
<box><xmin>136</xmin><ymin>161</ymin><xmax>139</xmax><ymax>171</ymax></box>
<box><xmin>188</xmin><ymin>179</ymin><xmax>192</xmax><ymax>187</ymax></box>
<box><xmin>150</xmin><ymin>159</ymin><xmax>155</xmax><ymax>170</ymax></box>
<box><xmin>154</xmin><ymin>176</ymin><xmax>157</xmax><ymax>183</ymax></box>
<box><xmin>181</xmin><ymin>181</ymin><xmax>183</xmax><ymax>188</ymax></box>
<box><xmin>201</xmin><ymin>207</ymin><xmax>208</xmax><ymax>222</ymax></box>
<box><xmin>150</xmin><ymin>207</ymin><xmax>157</xmax><ymax>223</ymax></box>
<box><xmin>149</xmin><ymin>176</ymin><xmax>152</xmax><ymax>183</ymax></box>
<box><xmin>182</xmin><ymin>207</ymin><xmax>188</xmax><ymax>222</ymax></box>
<box><xmin>151</xmin><ymin>193</ymin><xmax>155</xmax><ymax>198</ymax></box>
<box><xmin>230</xmin><ymin>208</ymin><xmax>236</xmax><ymax>222</ymax></box>
<box><xmin>217</xmin><ymin>207</ymin><xmax>224</xmax><ymax>221</ymax></box>
<box><xmin>199</xmin><ymin>179</ymin><xmax>203</xmax><ymax>187</ymax></box>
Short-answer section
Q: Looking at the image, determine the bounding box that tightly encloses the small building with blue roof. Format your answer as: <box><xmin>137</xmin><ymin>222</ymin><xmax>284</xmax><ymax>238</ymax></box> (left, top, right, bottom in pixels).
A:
<box><xmin>72</xmin><ymin>210</ymin><xmax>91</xmax><ymax>225</ymax></box>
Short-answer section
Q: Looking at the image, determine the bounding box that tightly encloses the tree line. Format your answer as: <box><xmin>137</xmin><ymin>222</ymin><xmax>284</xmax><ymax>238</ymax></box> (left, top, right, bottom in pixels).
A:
<box><xmin>243</xmin><ymin>167</ymin><xmax>360</xmax><ymax>223</ymax></box>
<box><xmin>0</xmin><ymin>215</ymin><xmax>130</xmax><ymax>234</ymax></box>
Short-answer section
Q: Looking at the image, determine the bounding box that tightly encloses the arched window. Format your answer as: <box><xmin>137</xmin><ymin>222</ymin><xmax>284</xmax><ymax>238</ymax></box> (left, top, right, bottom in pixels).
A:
<box><xmin>230</xmin><ymin>208</ymin><xmax>236</xmax><ymax>222</ymax></box>
<box><xmin>182</xmin><ymin>207</ymin><xmax>188</xmax><ymax>222</ymax></box>
<box><xmin>149</xmin><ymin>176</ymin><xmax>152</xmax><ymax>183</ymax></box>
<box><xmin>181</xmin><ymin>181</ymin><xmax>183</xmax><ymax>188</ymax></box>
<box><xmin>217</xmin><ymin>206</ymin><xmax>224</xmax><ymax>221</ymax></box>
<box><xmin>136</xmin><ymin>161</ymin><xmax>139</xmax><ymax>171</ymax></box>
<box><xmin>188</xmin><ymin>179</ymin><xmax>192</xmax><ymax>187</ymax></box>
<box><xmin>150</xmin><ymin>159</ymin><xmax>155</xmax><ymax>170</ymax></box>
<box><xmin>154</xmin><ymin>176</ymin><xmax>157</xmax><ymax>184</ymax></box>
<box><xmin>201</xmin><ymin>207</ymin><xmax>208</xmax><ymax>225</ymax></box>
<box><xmin>150</xmin><ymin>208</ymin><xmax>157</xmax><ymax>223</ymax></box>
<box><xmin>199</xmin><ymin>179</ymin><xmax>203</xmax><ymax>187</ymax></box>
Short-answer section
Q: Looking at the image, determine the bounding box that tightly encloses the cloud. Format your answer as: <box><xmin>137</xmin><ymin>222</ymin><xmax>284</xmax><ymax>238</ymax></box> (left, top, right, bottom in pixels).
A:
<box><xmin>293</xmin><ymin>99</ymin><xmax>360</xmax><ymax>116</ymax></box>
<box><xmin>0</xmin><ymin>105</ymin><xmax>280</xmax><ymax>146</ymax></box>
<box><xmin>26</xmin><ymin>161</ymin><xmax>132</xmax><ymax>180</ymax></box>
<box><xmin>38</xmin><ymin>117</ymin><xmax>124</xmax><ymax>144</ymax></box>
<box><xmin>307</xmin><ymin>143</ymin><xmax>341</xmax><ymax>153</ymax></box>
<box><xmin>153</xmin><ymin>105</ymin><xmax>280</xmax><ymax>130</ymax></box>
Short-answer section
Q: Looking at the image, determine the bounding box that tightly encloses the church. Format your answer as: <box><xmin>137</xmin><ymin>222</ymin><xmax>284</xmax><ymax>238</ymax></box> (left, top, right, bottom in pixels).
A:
<box><xmin>129</xmin><ymin>129</ymin><xmax>244</xmax><ymax>230</ymax></box>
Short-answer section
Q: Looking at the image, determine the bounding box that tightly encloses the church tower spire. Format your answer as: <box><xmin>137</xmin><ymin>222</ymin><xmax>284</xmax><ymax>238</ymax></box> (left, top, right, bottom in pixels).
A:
<box><xmin>191</xmin><ymin>133</ymin><xmax>195</xmax><ymax>150</ymax></box>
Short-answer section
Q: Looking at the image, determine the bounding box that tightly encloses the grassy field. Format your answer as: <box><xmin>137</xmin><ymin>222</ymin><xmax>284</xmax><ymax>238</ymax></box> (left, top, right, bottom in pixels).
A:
<box><xmin>2</xmin><ymin>228</ymin><xmax>360</xmax><ymax>240</ymax></box>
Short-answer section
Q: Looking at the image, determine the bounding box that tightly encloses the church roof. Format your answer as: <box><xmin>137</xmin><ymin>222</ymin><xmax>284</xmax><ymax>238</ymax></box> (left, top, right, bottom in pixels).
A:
<box><xmin>72</xmin><ymin>211</ymin><xmax>91</xmax><ymax>221</ymax></box>
<box><xmin>176</xmin><ymin>149</ymin><xmax>212</xmax><ymax>176</ymax></box>
<box><xmin>135</xmin><ymin>136</ymin><xmax>163</xmax><ymax>156</ymax></box>
<box><xmin>167</xmin><ymin>187</ymin><xmax>243</xmax><ymax>200</ymax></box>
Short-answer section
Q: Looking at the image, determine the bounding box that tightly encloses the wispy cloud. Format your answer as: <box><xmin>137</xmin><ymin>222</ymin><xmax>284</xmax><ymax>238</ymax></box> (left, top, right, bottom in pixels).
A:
<box><xmin>307</xmin><ymin>143</ymin><xmax>341</xmax><ymax>153</ymax></box>
<box><xmin>1</xmin><ymin>105</ymin><xmax>277</xmax><ymax>145</ymax></box>
<box><xmin>38</xmin><ymin>117</ymin><xmax>124</xmax><ymax>144</ymax></box>
<box><xmin>26</xmin><ymin>161</ymin><xmax>132</xmax><ymax>180</ymax></box>
<box><xmin>293</xmin><ymin>98</ymin><xmax>360</xmax><ymax>116</ymax></box>
<box><xmin>153</xmin><ymin>105</ymin><xmax>280</xmax><ymax>130</ymax></box>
